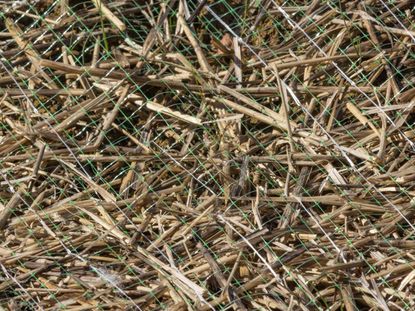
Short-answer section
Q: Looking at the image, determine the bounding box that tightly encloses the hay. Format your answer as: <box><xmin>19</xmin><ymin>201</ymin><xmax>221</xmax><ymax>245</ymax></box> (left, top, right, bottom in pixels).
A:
<box><xmin>1</xmin><ymin>0</ymin><xmax>415</xmax><ymax>309</ymax></box>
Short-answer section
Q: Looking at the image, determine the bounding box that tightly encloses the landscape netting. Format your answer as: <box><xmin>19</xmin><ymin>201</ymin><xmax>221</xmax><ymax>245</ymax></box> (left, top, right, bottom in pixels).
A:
<box><xmin>1</xmin><ymin>0</ymin><xmax>415</xmax><ymax>310</ymax></box>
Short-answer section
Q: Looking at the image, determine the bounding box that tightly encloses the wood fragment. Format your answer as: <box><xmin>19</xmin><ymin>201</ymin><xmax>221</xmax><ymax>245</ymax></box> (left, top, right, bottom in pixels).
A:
<box><xmin>0</xmin><ymin>185</ymin><xmax>27</xmax><ymax>229</ymax></box>
<box><xmin>91</xmin><ymin>0</ymin><xmax>126</xmax><ymax>32</ymax></box>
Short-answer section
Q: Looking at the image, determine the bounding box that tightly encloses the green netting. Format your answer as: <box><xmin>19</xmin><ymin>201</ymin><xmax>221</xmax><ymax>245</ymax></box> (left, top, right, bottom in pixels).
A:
<box><xmin>1</xmin><ymin>0</ymin><xmax>415</xmax><ymax>310</ymax></box>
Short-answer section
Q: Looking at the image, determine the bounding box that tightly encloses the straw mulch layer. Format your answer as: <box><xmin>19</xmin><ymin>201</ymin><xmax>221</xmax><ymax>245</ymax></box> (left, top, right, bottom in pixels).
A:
<box><xmin>1</xmin><ymin>1</ymin><xmax>415</xmax><ymax>310</ymax></box>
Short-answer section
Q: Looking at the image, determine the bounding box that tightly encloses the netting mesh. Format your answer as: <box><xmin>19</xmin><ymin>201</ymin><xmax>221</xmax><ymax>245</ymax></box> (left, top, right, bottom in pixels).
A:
<box><xmin>1</xmin><ymin>0</ymin><xmax>415</xmax><ymax>310</ymax></box>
